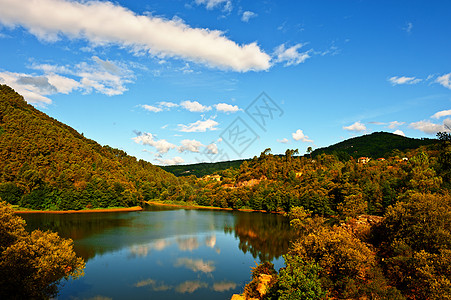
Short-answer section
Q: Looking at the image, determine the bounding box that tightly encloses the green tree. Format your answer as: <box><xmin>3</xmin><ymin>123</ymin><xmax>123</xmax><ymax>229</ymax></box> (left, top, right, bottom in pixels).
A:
<box><xmin>0</xmin><ymin>201</ymin><xmax>85</xmax><ymax>299</ymax></box>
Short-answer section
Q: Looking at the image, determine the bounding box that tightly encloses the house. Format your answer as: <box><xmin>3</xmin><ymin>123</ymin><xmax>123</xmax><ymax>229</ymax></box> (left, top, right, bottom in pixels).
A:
<box><xmin>377</xmin><ymin>158</ymin><xmax>385</xmax><ymax>161</ymax></box>
<box><xmin>358</xmin><ymin>157</ymin><xmax>371</xmax><ymax>164</ymax></box>
<box><xmin>204</xmin><ymin>175</ymin><xmax>221</xmax><ymax>181</ymax></box>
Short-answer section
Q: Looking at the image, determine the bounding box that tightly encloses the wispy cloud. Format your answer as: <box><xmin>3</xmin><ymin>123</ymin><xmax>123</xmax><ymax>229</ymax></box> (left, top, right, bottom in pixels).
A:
<box><xmin>387</xmin><ymin>121</ymin><xmax>405</xmax><ymax>129</ymax></box>
<box><xmin>431</xmin><ymin>109</ymin><xmax>451</xmax><ymax>119</ymax></box>
<box><xmin>155</xmin><ymin>156</ymin><xmax>184</xmax><ymax>165</ymax></box>
<box><xmin>273</xmin><ymin>43</ymin><xmax>311</xmax><ymax>66</ymax></box>
<box><xmin>403</xmin><ymin>22</ymin><xmax>413</xmax><ymax>34</ymax></box>
<box><xmin>195</xmin><ymin>0</ymin><xmax>232</xmax><ymax>12</ymax></box>
<box><xmin>436</xmin><ymin>73</ymin><xmax>451</xmax><ymax>89</ymax></box>
<box><xmin>343</xmin><ymin>121</ymin><xmax>366</xmax><ymax>132</ymax></box>
<box><xmin>241</xmin><ymin>11</ymin><xmax>257</xmax><ymax>22</ymax></box>
<box><xmin>0</xmin><ymin>0</ymin><xmax>269</xmax><ymax>71</ymax></box>
<box><xmin>175</xmin><ymin>280</ymin><xmax>208</xmax><ymax>294</ymax></box>
<box><xmin>178</xmin><ymin>118</ymin><xmax>218</xmax><ymax>132</ymax></box>
<box><xmin>277</xmin><ymin>138</ymin><xmax>289</xmax><ymax>144</ymax></box>
<box><xmin>388</xmin><ymin>76</ymin><xmax>422</xmax><ymax>85</ymax></box>
<box><xmin>141</xmin><ymin>104</ymin><xmax>163</xmax><ymax>112</ymax></box>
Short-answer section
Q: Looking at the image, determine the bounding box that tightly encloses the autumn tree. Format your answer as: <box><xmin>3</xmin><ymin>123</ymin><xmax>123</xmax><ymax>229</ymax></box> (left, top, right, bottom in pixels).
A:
<box><xmin>0</xmin><ymin>201</ymin><xmax>85</xmax><ymax>299</ymax></box>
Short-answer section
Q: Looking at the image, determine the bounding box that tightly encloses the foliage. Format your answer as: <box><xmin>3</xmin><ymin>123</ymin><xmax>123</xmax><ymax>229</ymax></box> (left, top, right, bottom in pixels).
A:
<box><xmin>0</xmin><ymin>84</ymin><xmax>177</xmax><ymax>210</ymax></box>
<box><xmin>311</xmin><ymin>131</ymin><xmax>437</xmax><ymax>159</ymax></box>
<box><xmin>0</xmin><ymin>201</ymin><xmax>85</xmax><ymax>299</ymax></box>
<box><xmin>162</xmin><ymin>159</ymin><xmax>247</xmax><ymax>177</ymax></box>
<box><xmin>372</xmin><ymin>192</ymin><xmax>451</xmax><ymax>299</ymax></box>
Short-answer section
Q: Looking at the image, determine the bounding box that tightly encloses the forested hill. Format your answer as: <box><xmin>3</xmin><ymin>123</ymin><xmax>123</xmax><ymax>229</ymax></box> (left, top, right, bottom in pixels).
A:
<box><xmin>0</xmin><ymin>84</ymin><xmax>176</xmax><ymax>210</ymax></box>
<box><xmin>162</xmin><ymin>159</ymin><xmax>248</xmax><ymax>177</ymax></box>
<box><xmin>311</xmin><ymin>131</ymin><xmax>437</xmax><ymax>159</ymax></box>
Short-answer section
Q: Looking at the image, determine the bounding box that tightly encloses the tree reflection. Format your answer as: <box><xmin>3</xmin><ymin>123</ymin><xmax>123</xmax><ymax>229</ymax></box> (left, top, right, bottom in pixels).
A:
<box><xmin>227</xmin><ymin>212</ymin><xmax>294</xmax><ymax>261</ymax></box>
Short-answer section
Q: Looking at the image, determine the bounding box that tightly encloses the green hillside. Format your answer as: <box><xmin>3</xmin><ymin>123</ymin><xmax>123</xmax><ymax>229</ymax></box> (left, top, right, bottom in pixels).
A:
<box><xmin>162</xmin><ymin>159</ymin><xmax>247</xmax><ymax>177</ymax></box>
<box><xmin>311</xmin><ymin>131</ymin><xmax>437</xmax><ymax>159</ymax></box>
<box><xmin>0</xmin><ymin>85</ymin><xmax>176</xmax><ymax>210</ymax></box>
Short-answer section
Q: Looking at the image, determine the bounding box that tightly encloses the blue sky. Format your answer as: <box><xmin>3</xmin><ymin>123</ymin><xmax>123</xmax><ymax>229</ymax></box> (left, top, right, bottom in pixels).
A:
<box><xmin>0</xmin><ymin>0</ymin><xmax>450</xmax><ymax>165</ymax></box>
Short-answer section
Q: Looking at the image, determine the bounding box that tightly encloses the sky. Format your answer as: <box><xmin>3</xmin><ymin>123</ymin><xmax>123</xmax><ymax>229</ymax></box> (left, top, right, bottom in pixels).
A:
<box><xmin>0</xmin><ymin>0</ymin><xmax>450</xmax><ymax>165</ymax></box>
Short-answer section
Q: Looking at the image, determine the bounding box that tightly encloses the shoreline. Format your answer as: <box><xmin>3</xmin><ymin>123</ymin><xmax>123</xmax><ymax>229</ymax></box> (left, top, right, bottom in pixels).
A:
<box><xmin>14</xmin><ymin>206</ymin><xmax>143</xmax><ymax>214</ymax></box>
<box><xmin>146</xmin><ymin>201</ymin><xmax>280</xmax><ymax>214</ymax></box>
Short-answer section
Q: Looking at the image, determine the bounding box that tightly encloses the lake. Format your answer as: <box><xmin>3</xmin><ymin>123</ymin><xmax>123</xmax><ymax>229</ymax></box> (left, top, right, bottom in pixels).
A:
<box><xmin>21</xmin><ymin>205</ymin><xmax>293</xmax><ymax>300</ymax></box>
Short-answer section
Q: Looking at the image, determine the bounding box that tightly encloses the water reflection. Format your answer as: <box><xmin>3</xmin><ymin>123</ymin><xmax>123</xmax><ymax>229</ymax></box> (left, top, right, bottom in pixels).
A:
<box><xmin>20</xmin><ymin>205</ymin><xmax>293</xmax><ymax>299</ymax></box>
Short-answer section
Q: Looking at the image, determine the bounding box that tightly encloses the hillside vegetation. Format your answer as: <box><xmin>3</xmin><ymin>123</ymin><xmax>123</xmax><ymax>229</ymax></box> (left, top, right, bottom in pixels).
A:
<box><xmin>311</xmin><ymin>131</ymin><xmax>437</xmax><ymax>159</ymax></box>
<box><xmin>0</xmin><ymin>85</ymin><xmax>176</xmax><ymax>210</ymax></box>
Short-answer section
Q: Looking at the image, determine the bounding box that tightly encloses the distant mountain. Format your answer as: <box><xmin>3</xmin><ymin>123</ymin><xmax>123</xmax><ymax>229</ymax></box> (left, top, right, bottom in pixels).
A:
<box><xmin>162</xmin><ymin>159</ymin><xmax>248</xmax><ymax>177</ymax></box>
<box><xmin>0</xmin><ymin>85</ymin><xmax>176</xmax><ymax>210</ymax></box>
<box><xmin>311</xmin><ymin>132</ymin><xmax>438</xmax><ymax>159</ymax></box>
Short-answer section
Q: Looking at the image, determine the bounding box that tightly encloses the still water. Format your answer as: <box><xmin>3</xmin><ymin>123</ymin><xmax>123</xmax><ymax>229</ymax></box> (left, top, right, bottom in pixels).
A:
<box><xmin>21</xmin><ymin>205</ymin><xmax>293</xmax><ymax>300</ymax></box>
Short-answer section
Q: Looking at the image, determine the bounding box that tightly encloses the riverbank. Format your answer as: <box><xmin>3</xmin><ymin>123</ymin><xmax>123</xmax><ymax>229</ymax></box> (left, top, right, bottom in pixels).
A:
<box><xmin>146</xmin><ymin>200</ymin><xmax>281</xmax><ymax>214</ymax></box>
<box><xmin>14</xmin><ymin>206</ymin><xmax>143</xmax><ymax>214</ymax></box>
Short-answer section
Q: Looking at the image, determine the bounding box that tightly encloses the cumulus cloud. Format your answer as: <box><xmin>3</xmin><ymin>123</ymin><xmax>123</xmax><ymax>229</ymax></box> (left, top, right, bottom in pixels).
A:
<box><xmin>436</xmin><ymin>73</ymin><xmax>451</xmax><ymax>89</ymax></box>
<box><xmin>388</xmin><ymin>121</ymin><xmax>405</xmax><ymax>129</ymax></box>
<box><xmin>0</xmin><ymin>71</ymin><xmax>79</xmax><ymax>105</ymax></box>
<box><xmin>214</xmin><ymin>102</ymin><xmax>240</xmax><ymax>113</ymax></box>
<box><xmin>155</xmin><ymin>156</ymin><xmax>184</xmax><ymax>165</ymax></box>
<box><xmin>388</xmin><ymin>76</ymin><xmax>421</xmax><ymax>85</ymax></box>
<box><xmin>175</xmin><ymin>258</ymin><xmax>215</xmax><ymax>273</ymax></box>
<box><xmin>132</xmin><ymin>132</ymin><xmax>176</xmax><ymax>154</ymax></box>
<box><xmin>206</xmin><ymin>143</ymin><xmax>219</xmax><ymax>154</ymax></box>
<box><xmin>178</xmin><ymin>139</ymin><xmax>204</xmax><ymax>153</ymax></box>
<box><xmin>273</xmin><ymin>43</ymin><xmax>311</xmax><ymax>66</ymax></box>
<box><xmin>241</xmin><ymin>11</ymin><xmax>257</xmax><ymax>22</ymax></box>
<box><xmin>410</xmin><ymin>119</ymin><xmax>451</xmax><ymax>134</ymax></box>
<box><xmin>343</xmin><ymin>121</ymin><xmax>366</xmax><ymax>132</ymax></box>
<box><xmin>277</xmin><ymin>138</ymin><xmax>289</xmax><ymax>144</ymax></box>
<box><xmin>393</xmin><ymin>129</ymin><xmax>406</xmax><ymax>136</ymax></box>
<box><xmin>180</xmin><ymin>100</ymin><xmax>211</xmax><ymax>112</ymax></box>
<box><xmin>178</xmin><ymin>118</ymin><xmax>218</xmax><ymax>132</ymax></box>
<box><xmin>0</xmin><ymin>0</ymin><xmax>269</xmax><ymax>72</ymax></box>
<box><xmin>432</xmin><ymin>109</ymin><xmax>451</xmax><ymax>119</ymax></box>
<box><xmin>141</xmin><ymin>104</ymin><xmax>163</xmax><ymax>112</ymax></box>
<box><xmin>292</xmin><ymin>129</ymin><xmax>313</xmax><ymax>143</ymax></box>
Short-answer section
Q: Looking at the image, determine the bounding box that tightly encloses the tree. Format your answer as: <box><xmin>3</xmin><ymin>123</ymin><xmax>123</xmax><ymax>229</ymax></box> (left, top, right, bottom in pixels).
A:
<box><xmin>0</xmin><ymin>201</ymin><xmax>85</xmax><ymax>299</ymax></box>
<box><xmin>307</xmin><ymin>146</ymin><xmax>313</xmax><ymax>159</ymax></box>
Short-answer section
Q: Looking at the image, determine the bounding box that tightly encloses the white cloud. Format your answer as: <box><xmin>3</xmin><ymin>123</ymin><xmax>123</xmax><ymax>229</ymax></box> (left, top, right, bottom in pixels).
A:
<box><xmin>388</xmin><ymin>76</ymin><xmax>422</xmax><ymax>85</ymax></box>
<box><xmin>393</xmin><ymin>129</ymin><xmax>405</xmax><ymax>136</ymax></box>
<box><xmin>178</xmin><ymin>119</ymin><xmax>218</xmax><ymax>132</ymax></box>
<box><xmin>132</xmin><ymin>132</ymin><xmax>176</xmax><ymax>154</ymax></box>
<box><xmin>241</xmin><ymin>11</ymin><xmax>257</xmax><ymax>22</ymax></box>
<box><xmin>214</xmin><ymin>102</ymin><xmax>240</xmax><ymax>113</ymax></box>
<box><xmin>432</xmin><ymin>109</ymin><xmax>451</xmax><ymax>119</ymax></box>
<box><xmin>180</xmin><ymin>100</ymin><xmax>211</xmax><ymax>112</ymax></box>
<box><xmin>403</xmin><ymin>22</ymin><xmax>413</xmax><ymax>34</ymax></box>
<box><xmin>158</xmin><ymin>101</ymin><xmax>179</xmax><ymax>108</ymax></box>
<box><xmin>155</xmin><ymin>156</ymin><xmax>184</xmax><ymax>165</ymax></box>
<box><xmin>0</xmin><ymin>0</ymin><xmax>269</xmax><ymax>72</ymax></box>
<box><xmin>343</xmin><ymin>121</ymin><xmax>366</xmax><ymax>132</ymax></box>
<box><xmin>142</xmin><ymin>104</ymin><xmax>163</xmax><ymax>112</ymax></box>
<box><xmin>277</xmin><ymin>138</ymin><xmax>289</xmax><ymax>144</ymax></box>
<box><xmin>410</xmin><ymin>119</ymin><xmax>451</xmax><ymax>134</ymax></box>
<box><xmin>273</xmin><ymin>43</ymin><xmax>311</xmax><ymax>66</ymax></box>
<box><xmin>388</xmin><ymin>121</ymin><xmax>405</xmax><ymax>129</ymax></box>
<box><xmin>178</xmin><ymin>139</ymin><xmax>204</xmax><ymax>153</ymax></box>
<box><xmin>436</xmin><ymin>73</ymin><xmax>451</xmax><ymax>89</ymax></box>
<box><xmin>195</xmin><ymin>0</ymin><xmax>232</xmax><ymax>12</ymax></box>
<box><xmin>206</xmin><ymin>143</ymin><xmax>218</xmax><ymax>154</ymax></box>
<box><xmin>292</xmin><ymin>129</ymin><xmax>313</xmax><ymax>143</ymax></box>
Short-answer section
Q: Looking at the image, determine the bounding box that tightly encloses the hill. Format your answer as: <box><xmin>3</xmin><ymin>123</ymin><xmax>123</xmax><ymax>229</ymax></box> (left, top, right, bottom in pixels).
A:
<box><xmin>311</xmin><ymin>132</ymin><xmax>437</xmax><ymax>159</ymax></box>
<box><xmin>0</xmin><ymin>85</ymin><xmax>176</xmax><ymax>210</ymax></box>
<box><xmin>162</xmin><ymin>159</ymin><xmax>248</xmax><ymax>177</ymax></box>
